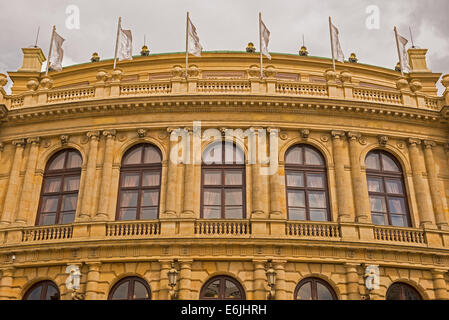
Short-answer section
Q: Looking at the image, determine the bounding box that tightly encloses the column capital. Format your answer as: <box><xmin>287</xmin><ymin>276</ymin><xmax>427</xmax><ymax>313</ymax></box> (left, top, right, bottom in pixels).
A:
<box><xmin>86</xmin><ymin>261</ymin><xmax>102</xmax><ymax>269</ymax></box>
<box><xmin>86</xmin><ymin>131</ymin><xmax>100</xmax><ymax>141</ymax></box>
<box><xmin>252</xmin><ymin>259</ymin><xmax>268</xmax><ymax>266</ymax></box>
<box><xmin>12</xmin><ymin>139</ymin><xmax>26</xmax><ymax>147</ymax></box>
<box><xmin>103</xmin><ymin>129</ymin><xmax>117</xmax><ymax>139</ymax></box>
<box><xmin>267</xmin><ymin>127</ymin><xmax>280</xmax><ymax>135</ymax></box>
<box><xmin>423</xmin><ymin>140</ymin><xmax>436</xmax><ymax>149</ymax></box>
<box><xmin>347</xmin><ymin>131</ymin><xmax>361</xmax><ymax>141</ymax></box>
<box><xmin>27</xmin><ymin>137</ymin><xmax>41</xmax><ymax>145</ymax></box>
<box><xmin>407</xmin><ymin>138</ymin><xmax>422</xmax><ymax>147</ymax></box>
<box><xmin>431</xmin><ymin>268</ymin><xmax>448</xmax><ymax>275</ymax></box>
<box><xmin>331</xmin><ymin>130</ymin><xmax>345</xmax><ymax>140</ymax></box>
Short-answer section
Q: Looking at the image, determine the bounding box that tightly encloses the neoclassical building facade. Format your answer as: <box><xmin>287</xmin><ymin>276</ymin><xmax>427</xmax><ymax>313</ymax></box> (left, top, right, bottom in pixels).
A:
<box><xmin>0</xmin><ymin>47</ymin><xmax>448</xmax><ymax>300</ymax></box>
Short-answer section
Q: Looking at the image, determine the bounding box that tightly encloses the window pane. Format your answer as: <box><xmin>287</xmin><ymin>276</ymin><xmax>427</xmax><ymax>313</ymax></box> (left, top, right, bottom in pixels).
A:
<box><xmin>224</xmin><ymin>143</ymin><xmax>244</xmax><ymax>164</ymax></box>
<box><xmin>119</xmin><ymin>208</ymin><xmax>137</xmax><ymax>221</ymax></box>
<box><xmin>122</xmin><ymin>173</ymin><xmax>140</xmax><ymax>187</ymax></box>
<box><xmin>316</xmin><ymin>282</ymin><xmax>333</xmax><ymax>300</ymax></box>
<box><xmin>382</xmin><ymin>154</ymin><xmax>400</xmax><ymax>172</ymax></box>
<box><xmin>204</xmin><ymin>171</ymin><xmax>222</xmax><ymax>185</ymax></box>
<box><xmin>289</xmin><ymin>208</ymin><xmax>306</xmax><ymax>221</ymax></box>
<box><xmin>203</xmin><ymin>207</ymin><xmax>221</xmax><ymax>219</ymax></box>
<box><xmin>296</xmin><ymin>282</ymin><xmax>312</xmax><ymax>300</ymax></box>
<box><xmin>389</xmin><ymin>197</ymin><xmax>406</xmax><ymax>214</ymax></box>
<box><xmin>372</xmin><ymin>213</ymin><xmax>387</xmax><ymax>225</ymax></box>
<box><xmin>41</xmin><ymin>196</ymin><xmax>59</xmax><ymax>213</ymax></box>
<box><xmin>61</xmin><ymin>212</ymin><xmax>75</xmax><ymax>225</ymax></box>
<box><xmin>225</xmin><ymin>171</ymin><xmax>242</xmax><ymax>185</ymax></box>
<box><xmin>133</xmin><ymin>281</ymin><xmax>149</xmax><ymax>299</ymax></box>
<box><xmin>142</xmin><ymin>172</ymin><xmax>160</xmax><ymax>187</ymax></box>
<box><xmin>45</xmin><ymin>285</ymin><xmax>59</xmax><ymax>300</ymax></box>
<box><xmin>307</xmin><ymin>173</ymin><xmax>325</xmax><ymax>188</ymax></box>
<box><xmin>370</xmin><ymin>196</ymin><xmax>386</xmax><ymax>213</ymax></box>
<box><xmin>142</xmin><ymin>191</ymin><xmax>159</xmax><ymax>207</ymax></box>
<box><xmin>40</xmin><ymin>213</ymin><xmax>56</xmax><ymax>226</ymax></box>
<box><xmin>120</xmin><ymin>191</ymin><xmax>138</xmax><ymax>207</ymax></box>
<box><xmin>391</xmin><ymin>214</ymin><xmax>407</xmax><ymax>227</ymax></box>
<box><xmin>386</xmin><ymin>179</ymin><xmax>403</xmax><ymax>194</ymax></box>
<box><xmin>225</xmin><ymin>280</ymin><xmax>242</xmax><ymax>299</ymax></box>
<box><xmin>286</xmin><ymin>147</ymin><xmax>302</xmax><ymax>165</ymax></box>
<box><xmin>124</xmin><ymin>147</ymin><xmax>142</xmax><ymax>165</ymax></box>
<box><xmin>141</xmin><ymin>208</ymin><xmax>158</xmax><ymax>220</ymax></box>
<box><xmin>48</xmin><ymin>153</ymin><xmax>65</xmax><ymax>170</ymax></box>
<box><xmin>287</xmin><ymin>172</ymin><xmax>304</xmax><ymax>187</ymax></box>
<box><xmin>203</xmin><ymin>143</ymin><xmax>222</xmax><ymax>165</ymax></box>
<box><xmin>204</xmin><ymin>189</ymin><xmax>221</xmax><ymax>206</ymax></box>
<box><xmin>308</xmin><ymin>192</ymin><xmax>326</xmax><ymax>209</ymax></box>
<box><xmin>404</xmin><ymin>287</ymin><xmax>420</xmax><ymax>300</ymax></box>
<box><xmin>366</xmin><ymin>153</ymin><xmax>380</xmax><ymax>170</ymax></box>
<box><xmin>225</xmin><ymin>207</ymin><xmax>243</xmax><ymax>219</ymax></box>
<box><xmin>26</xmin><ymin>286</ymin><xmax>43</xmax><ymax>300</ymax></box>
<box><xmin>288</xmin><ymin>191</ymin><xmax>305</xmax><ymax>207</ymax></box>
<box><xmin>225</xmin><ymin>190</ymin><xmax>242</xmax><ymax>206</ymax></box>
<box><xmin>67</xmin><ymin>151</ymin><xmax>82</xmax><ymax>168</ymax></box>
<box><xmin>44</xmin><ymin>178</ymin><xmax>62</xmax><ymax>193</ymax></box>
<box><xmin>367</xmin><ymin>177</ymin><xmax>383</xmax><ymax>193</ymax></box>
<box><xmin>143</xmin><ymin>147</ymin><xmax>161</xmax><ymax>164</ymax></box>
<box><xmin>310</xmin><ymin>209</ymin><xmax>328</xmax><ymax>221</ymax></box>
<box><xmin>204</xmin><ymin>280</ymin><xmax>220</xmax><ymax>298</ymax></box>
<box><xmin>112</xmin><ymin>282</ymin><xmax>129</xmax><ymax>300</ymax></box>
<box><xmin>305</xmin><ymin>148</ymin><xmax>323</xmax><ymax>165</ymax></box>
<box><xmin>62</xmin><ymin>195</ymin><xmax>77</xmax><ymax>211</ymax></box>
<box><xmin>64</xmin><ymin>176</ymin><xmax>80</xmax><ymax>191</ymax></box>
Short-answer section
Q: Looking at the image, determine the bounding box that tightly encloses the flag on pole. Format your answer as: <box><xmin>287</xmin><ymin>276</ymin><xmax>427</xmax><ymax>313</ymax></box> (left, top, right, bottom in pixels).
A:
<box><xmin>394</xmin><ymin>27</ymin><xmax>410</xmax><ymax>74</ymax></box>
<box><xmin>49</xmin><ymin>30</ymin><xmax>65</xmax><ymax>72</ymax></box>
<box><xmin>260</xmin><ymin>17</ymin><xmax>271</xmax><ymax>60</ymax></box>
<box><xmin>329</xmin><ymin>20</ymin><xmax>344</xmax><ymax>63</ymax></box>
<box><xmin>118</xmin><ymin>24</ymin><xmax>133</xmax><ymax>61</ymax></box>
<box><xmin>187</xmin><ymin>15</ymin><xmax>202</xmax><ymax>57</ymax></box>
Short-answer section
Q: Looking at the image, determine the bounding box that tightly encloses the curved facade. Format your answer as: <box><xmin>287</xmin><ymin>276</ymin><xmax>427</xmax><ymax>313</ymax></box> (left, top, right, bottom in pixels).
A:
<box><xmin>0</xmin><ymin>47</ymin><xmax>449</xmax><ymax>300</ymax></box>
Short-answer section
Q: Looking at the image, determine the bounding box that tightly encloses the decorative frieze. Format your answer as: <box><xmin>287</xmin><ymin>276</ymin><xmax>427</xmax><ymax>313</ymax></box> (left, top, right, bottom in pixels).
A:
<box><xmin>378</xmin><ymin>135</ymin><xmax>389</xmax><ymax>146</ymax></box>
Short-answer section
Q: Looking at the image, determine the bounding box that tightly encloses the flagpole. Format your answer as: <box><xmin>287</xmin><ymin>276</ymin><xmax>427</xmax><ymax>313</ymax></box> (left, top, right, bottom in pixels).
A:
<box><xmin>329</xmin><ymin>17</ymin><xmax>336</xmax><ymax>72</ymax></box>
<box><xmin>186</xmin><ymin>12</ymin><xmax>189</xmax><ymax>79</ymax></box>
<box><xmin>45</xmin><ymin>26</ymin><xmax>56</xmax><ymax>76</ymax></box>
<box><xmin>113</xmin><ymin>17</ymin><xmax>121</xmax><ymax>70</ymax></box>
<box><xmin>34</xmin><ymin>26</ymin><xmax>40</xmax><ymax>48</ymax></box>
<box><xmin>394</xmin><ymin>26</ymin><xmax>404</xmax><ymax>77</ymax></box>
<box><xmin>409</xmin><ymin>26</ymin><xmax>415</xmax><ymax>48</ymax></box>
<box><xmin>259</xmin><ymin>12</ymin><xmax>263</xmax><ymax>79</ymax></box>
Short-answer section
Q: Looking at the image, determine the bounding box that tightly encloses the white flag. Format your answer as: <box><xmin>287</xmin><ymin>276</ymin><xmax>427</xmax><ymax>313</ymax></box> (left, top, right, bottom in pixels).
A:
<box><xmin>260</xmin><ymin>19</ymin><xmax>271</xmax><ymax>60</ymax></box>
<box><xmin>187</xmin><ymin>17</ymin><xmax>202</xmax><ymax>57</ymax></box>
<box><xmin>330</xmin><ymin>22</ymin><xmax>345</xmax><ymax>63</ymax></box>
<box><xmin>49</xmin><ymin>31</ymin><xmax>65</xmax><ymax>72</ymax></box>
<box><xmin>397</xmin><ymin>33</ymin><xmax>410</xmax><ymax>72</ymax></box>
<box><xmin>118</xmin><ymin>26</ymin><xmax>133</xmax><ymax>61</ymax></box>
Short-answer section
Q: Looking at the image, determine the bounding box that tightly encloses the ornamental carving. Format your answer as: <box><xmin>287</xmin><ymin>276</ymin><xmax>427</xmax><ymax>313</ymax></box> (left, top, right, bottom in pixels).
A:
<box><xmin>378</xmin><ymin>136</ymin><xmax>389</xmax><ymax>146</ymax></box>
<box><xmin>340</xmin><ymin>71</ymin><xmax>352</xmax><ymax>84</ymax></box>
<box><xmin>423</xmin><ymin>140</ymin><xmax>436</xmax><ymax>149</ymax></box>
<box><xmin>60</xmin><ymin>135</ymin><xmax>69</xmax><ymax>145</ymax></box>
<box><xmin>325</xmin><ymin>70</ymin><xmax>338</xmax><ymax>83</ymax></box>
<box><xmin>26</xmin><ymin>78</ymin><xmax>39</xmax><ymax>91</ymax></box>
<box><xmin>187</xmin><ymin>65</ymin><xmax>200</xmax><ymax>78</ymax></box>
<box><xmin>40</xmin><ymin>76</ymin><xmax>54</xmax><ymax>90</ymax></box>
<box><xmin>300</xmin><ymin>129</ymin><xmax>310</xmax><ymax>139</ymax></box>
<box><xmin>0</xmin><ymin>73</ymin><xmax>8</xmax><ymax>87</ymax></box>
<box><xmin>137</xmin><ymin>129</ymin><xmax>147</xmax><ymax>138</ymax></box>
<box><xmin>409</xmin><ymin>79</ymin><xmax>423</xmax><ymax>93</ymax></box>
<box><xmin>96</xmin><ymin>69</ymin><xmax>109</xmax><ymax>82</ymax></box>
<box><xmin>111</xmin><ymin>69</ymin><xmax>123</xmax><ymax>82</ymax></box>
<box><xmin>247</xmin><ymin>65</ymin><xmax>261</xmax><ymax>78</ymax></box>
<box><xmin>407</xmin><ymin>138</ymin><xmax>421</xmax><ymax>146</ymax></box>
<box><xmin>264</xmin><ymin>66</ymin><xmax>277</xmax><ymax>78</ymax></box>
<box><xmin>171</xmin><ymin>65</ymin><xmax>184</xmax><ymax>78</ymax></box>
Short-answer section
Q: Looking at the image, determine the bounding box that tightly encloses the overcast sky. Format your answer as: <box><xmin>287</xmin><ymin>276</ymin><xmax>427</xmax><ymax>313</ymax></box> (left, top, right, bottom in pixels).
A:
<box><xmin>1</xmin><ymin>0</ymin><xmax>448</xmax><ymax>94</ymax></box>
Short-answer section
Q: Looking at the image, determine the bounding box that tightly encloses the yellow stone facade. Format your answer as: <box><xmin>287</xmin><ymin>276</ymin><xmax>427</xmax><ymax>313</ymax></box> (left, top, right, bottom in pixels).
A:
<box><xmin>0</xmin><ymin>47</ymin><xmax>449</xmax><ymax>300</ymax></box>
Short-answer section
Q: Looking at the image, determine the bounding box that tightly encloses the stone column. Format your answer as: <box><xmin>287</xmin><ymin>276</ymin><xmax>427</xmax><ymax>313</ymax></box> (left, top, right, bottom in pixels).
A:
<box><xmin>344</xmin><ymin>263</ymin><xmax>361</xmax><ymax>300</ymax></box>
<box><xmin>408</xmin><ymin>138</ymin><xmax>434</xmax><ymax>227</ymax></box>
<box><xmin>0</xmin><ymin>142</ymin><xmax>4</xmax><ymax>162</ymax></box>
<box><xmin>268</xmin><ymin>128</ymin><xmax>282</xmax><ymax>218</ymax></box>
<box><xmin>79</xmin><ymin>131</ymin><xmax>100</xmax><ymax>220</ymax></box>
<box><xmin>251</xmin><ymin>129</ymin><xmax>263</xmax><ymax>216</ymax></box>
<box><xmin>180</xmin><ymin>129</ymin><xmax>194</xmax><ymax>216</ymax></box>
<box><xmin>158</xmin><ymin>260</ymin><xmax>172</xmax><ymax>300</ymax></box>
<box><xmin>165</xmin><ymin>130</ymin><xmax>178</xmax><ymax>216</ymax></box>
<box><xmin>0</xmin><ymin>267</ymin><xmax>15</xmax><ymax>300</ymax></box>
<box><xmin>253</xmin><ymin>260</ymin><xmax>267</xmax><ymax>300</ymax></box>
<box><xmin>423</xmin><ymin>141</ymin><xmax>448</xmax><ymax>229</ymax></box>
<box><xmin>331</xmin><ymin>131</ymin><xmax>351</xmax><ymax>221</ymax></box>
<box><xmin>431</xmin><ymin>269</ymin><xmax>449</xmax><ymax>300</ymax></box>
<box><xmin>347</xmin><ymin>132</ymin><xmax>370</xmax><ymax>223</ymax></box>
<box><xmin>1</xmin><ymin>139</ymin><xmax>25</xmax><ymax>224</ymax></box>
<box><xmin>273</xmin><ymin>260</ymin><xmax>287</xmax><ymax>300</ymax></box>
<box><xmin>178</xmin><ymin>260</ymin><xmax>193</xmax><ymax>300</ymax></box>
<box><xmin>16</xmin><ymin>137</ymin><xmax>40</xmax><ymax>224</ymax></box>
<box><xmin>96</xmin><ymin>130</ymin><xmax>116</xmax><ymax>220</ymax></box>
<box><xmin>85</xmin><ymin>262</ymin><xmax>101</xmax><ymax>300</ymax></box>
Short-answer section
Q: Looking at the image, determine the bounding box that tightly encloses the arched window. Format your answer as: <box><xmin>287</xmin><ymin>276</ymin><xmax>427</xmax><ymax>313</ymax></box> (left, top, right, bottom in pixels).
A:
<box><xmin>201</xmin><ymin>141</ymin><xmax>246</xmax><ymax>219</ymax></box>
<box><xmin>294</xmin><ymin>278</ymin><xmax>337</xmax><ymax>300</ymax></box>
<box><xmin>108</xmin><ymin>277</ymin><xmax>151</xmax><ymax>300</ymax></box>
<box><xmin>365</xmin><ymin>150</ymin><xmax>411</xmax><ymax>227</ymax></box>
<box><xmin>23</xmin><ymin>281</ymin><xmax>60</xmax><ymax>300</ymax></box>
<box><xmin>36</xmin><ymin>149</ymin><xmax>82</xmax><ymax>226</ymax></box>
<box><xmin>200</xmin><ymin>276</ymin><xmax>246</xmax><ymax>300</ymax></box>
<box><xmin>285</xmin><ymin>145</ymin><xmax>330</xmax><ymax>221</ymax></box>
<box><xmin>386</xmin><ymin>283</ymin><xmax>421</xmax><ymax>300</ymax></box>
<box><xmin>116</xmin><ymin>144</ymin><xmax>162</xmax><ymax>221</ymax></box>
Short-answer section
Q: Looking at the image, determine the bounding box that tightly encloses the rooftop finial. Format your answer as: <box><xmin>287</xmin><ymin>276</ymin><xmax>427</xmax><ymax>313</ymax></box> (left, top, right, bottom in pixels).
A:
<box><xmin>246</xmin><ymin>42</ymin><xmax>256</xmax><ymax>53</ymax></box>
<box><xmin>348</xmin><ymin>53</ymin><xmax>358</xmax><ymax>63</ymax></box>
<box><xmin>91</xmin><ymin>52</ymin><xmax>100</xmax><ymax>62</ymax></box>
<box><xmin>299</xmin><ymin>35</ymin><xmax>309</xmax><ymax>56</ymax></box>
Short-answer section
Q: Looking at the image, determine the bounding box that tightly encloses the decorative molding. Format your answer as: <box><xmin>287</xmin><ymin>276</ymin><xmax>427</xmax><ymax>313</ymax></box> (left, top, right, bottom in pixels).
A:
<box><xmin>300</xmin><ymin>129</ymin><xmax>310</xmax><ymax>139</ymax></box>
<box><xmin>60</xmin><ymin>135</ymin><xmax>69</xmax><ymax>145</ymax></box>
<box><xmin>396</xmin><ymin>142</ymin><xmax>405</xmax><ymax>149</ymax></box>
<box><xmin>408</xmin><ymin>138</ymin><xmax>422</xmax><ymax>146</ymax></box>
<box><xmin>279</xmin><ymin>132</ymin><xmax>288</xmax><ymax>140</ymax></box>
<box><xmin>378</xmin><ymin>135</ymin><xmax>389</xmax><ymax>146</ymax></box>
<box><xmin>103</xmin><ymin>130</ymin><xmax>117</xmax><ymax>139</ymax></box>
<box><xmin>331</xmin><ymin>130</ymin><xmax>345</xmax><ymax>140</ymax></box>
<box><xmin>27</xmin><ymin>137</ymin><xmax>41</xmax><ymax>145</ymax></box>
<box><xmin>347</xmin><ymin>131</ymin><xmax>361</xmax><ymax>141</ymax></box>
<box><xmin>12</xmin><ymin>139</ymin><xmax>26</xmax><ymax>147</ymax></box>
<box><xmin>137</xmin><ymin>129</ymin><xmax>147</xmax><ymax>139</ymax></box>
<box><xmin>86</xmin><ymin>131</ymin><xmax>100</xmax><ymax>141</ymax></box>
<box><xmin>423</xmin><ymin>140</ymin><xmax>436</xmax><ymax>149</ymax></box>
<box><xmin>320</xmin><ymin>135</ymin><xmax>330</xmax><ymax>142</ymax></box>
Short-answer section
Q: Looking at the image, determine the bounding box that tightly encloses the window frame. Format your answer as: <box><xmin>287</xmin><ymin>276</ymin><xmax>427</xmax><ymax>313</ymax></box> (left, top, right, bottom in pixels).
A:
<box><xmin>36</xmin><ymin>149</ymin><xmax>82</xmax><ymax>226</ymax></box>
<box><xmin>294</xmin><ymin>277</ymin><xmax>337</xmax><ymax>300</ymax></box>
<box><xmin>200</xmin><ymin>141</ymin><xmax>246</xmax><ymax>219</ymax></box>
<box><xmin>365</xmin><ymin>150</ymin><xmax>412</xmax><ymax>227</ymax></box>
<box><xmin>199</xmin><ymin>275</ymin><xmax>246</xmax><ymax>300</ymax></box>
<box><xmin>386</xmin><ymin>282</ymin><xmax>422</xmax><ymax>300</ymax></box>
<box><xmin>23</xmin><ymin>280</ymin><xmax>60</xmax><ymax>300</ymax></box>
<box><xmin>108</xmin><ymin>276</ymin><xmax>152</xmax><ymax>300</ymax></box>
<box><xmin>115</xmin><ymin>144</ymin><xmax>163</xmax><ymax>221</ymax></box>
<box><xmin>284</xmin><ymin>145</ymin><xmax>331</xmax><ymax>222</ymax></box>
